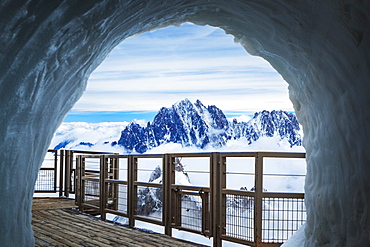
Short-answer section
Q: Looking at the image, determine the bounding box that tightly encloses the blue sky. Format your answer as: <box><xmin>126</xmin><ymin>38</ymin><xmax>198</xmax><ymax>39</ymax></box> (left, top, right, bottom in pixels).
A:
<box><xmin>64</xmin><ymin>23</ymin><xmax>293</xmax><ymax>123</ymax></box>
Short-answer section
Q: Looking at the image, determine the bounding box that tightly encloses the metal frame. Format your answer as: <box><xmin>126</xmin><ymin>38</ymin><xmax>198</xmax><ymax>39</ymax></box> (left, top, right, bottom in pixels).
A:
<box><xmin>35</xmin><ymin>149</ymin><xmax>58</xmax><ymax>193</ymax></box>
<box><xmin>35</xmin><ymin>149</ymin><xmax>118</xmax><ymax>196</ymax></box>
<box><xmin>37</xmin><ymin>150</ymin><xmax>306</xmax><ymax>246</ymax></box>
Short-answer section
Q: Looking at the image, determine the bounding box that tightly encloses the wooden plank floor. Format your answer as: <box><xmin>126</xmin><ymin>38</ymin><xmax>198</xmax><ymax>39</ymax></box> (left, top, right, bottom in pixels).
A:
<box><xmin>32</xmin><ymin>198</ymin><xmax>206</xmax><ymax>247</ymax></box>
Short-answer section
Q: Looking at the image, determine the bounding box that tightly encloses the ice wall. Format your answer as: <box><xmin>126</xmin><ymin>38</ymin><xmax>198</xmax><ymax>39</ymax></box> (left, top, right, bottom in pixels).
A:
<box><xmin>0</xmin><ymin>1</ymin><xmax>369</xmax><ymax>246</ymax></box>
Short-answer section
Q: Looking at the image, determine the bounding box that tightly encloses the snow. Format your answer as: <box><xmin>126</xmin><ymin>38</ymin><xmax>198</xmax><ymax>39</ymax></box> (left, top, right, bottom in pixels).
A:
<box><xmin>281</xmin><ymin>224</ymin><xmax>306</xmax><ymax>247</ymax></box>
<box><xmin>228</xmin><ymin>114</ymin><xmax>252</xmax><ymax>123</ymax></box>
<box><xmin>175</xmin><ymin>171</ymin><xmax>192</xmax><ymax>186</ymax></box>
<box><xmin>0</xmin><ymin>1</ymin><xmax>369</xmax><ymax>246</ymax></box>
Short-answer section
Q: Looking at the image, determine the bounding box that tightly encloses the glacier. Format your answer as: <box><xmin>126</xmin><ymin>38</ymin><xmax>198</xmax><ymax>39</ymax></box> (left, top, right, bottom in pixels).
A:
<box><xmin>0</xmin><ymin>1</ymin><xmax>369</xmax><ymax>246</ymax></box>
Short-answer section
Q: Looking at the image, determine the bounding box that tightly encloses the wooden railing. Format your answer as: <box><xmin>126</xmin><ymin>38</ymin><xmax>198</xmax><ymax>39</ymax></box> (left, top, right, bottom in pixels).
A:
<box><xmin>76</xmin><ymin>152</ymin><xmax>306</xmax><ymax>246</ymax></box>
<box><xmin>36</xmin><ymin>150</ymin><xmax>306</xmax><ymax>246</ymax></box>
<box><xmin>35</xmin><ymin>150</ymin><xmax>118</xmax><ymax>196</ymax></box>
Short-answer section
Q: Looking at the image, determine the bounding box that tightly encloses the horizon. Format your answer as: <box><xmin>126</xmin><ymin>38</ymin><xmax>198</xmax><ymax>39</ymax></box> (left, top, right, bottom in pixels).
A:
<box><xmin>63</xmin><ymin>98</ymin><xmax>295</xmax><ymax>123</ymax></box>
<box><xmin>64</xmin><ymin>23</ymin><xmax>294</xmax><ymax>123</ymax></box>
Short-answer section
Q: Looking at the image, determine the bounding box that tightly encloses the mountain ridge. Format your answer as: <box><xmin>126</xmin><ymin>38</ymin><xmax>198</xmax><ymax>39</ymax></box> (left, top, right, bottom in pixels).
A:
<box><xmin>117</xmin><ymin>99</ymin><xmax>302</xmax><ymax>153</ymax></box>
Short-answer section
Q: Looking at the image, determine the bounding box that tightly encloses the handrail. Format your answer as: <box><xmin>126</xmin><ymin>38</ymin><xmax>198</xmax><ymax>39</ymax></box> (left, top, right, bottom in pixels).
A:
<box><xmin>75</xmin><ymin>151</ymin><xmax>306</xmax><ymax>246</ymax></box>
<box><xmin>36</xmin><ymin>150</ymin><xmax>306</xmax><ymax>247</ymax></box>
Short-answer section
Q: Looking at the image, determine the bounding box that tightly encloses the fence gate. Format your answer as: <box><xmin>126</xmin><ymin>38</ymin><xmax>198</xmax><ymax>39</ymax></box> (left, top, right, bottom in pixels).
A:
<box><xmin>76</xmin><ymin>155</ymin><xmax>119</xmax><ymax>216</ymax></box>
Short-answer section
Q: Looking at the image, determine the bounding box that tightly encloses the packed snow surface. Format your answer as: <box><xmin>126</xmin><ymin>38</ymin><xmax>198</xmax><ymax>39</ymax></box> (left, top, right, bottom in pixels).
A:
<box><xmin>0</xmin><ymin>1</ymin><xmax>369</xmax><ymax>247</ymax></box>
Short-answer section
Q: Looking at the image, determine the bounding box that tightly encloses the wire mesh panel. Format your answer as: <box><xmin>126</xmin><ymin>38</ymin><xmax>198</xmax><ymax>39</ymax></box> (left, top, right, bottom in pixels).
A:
<box><xmin>262</xmin><ymin>196</ymin><xmax>306</xmax><ymax>243</ymax></box>
<box><xmin>35</xmin><ymin>169</ymin><xmax>55</xmax><ymax>192</ymax></box>
<box><xmin>225</xmin><ymin>193</ymin><xmax>254</xmax><ymax>242</ymax></box>
<box><xmin>83</xmin><ymin>179</ymin><xmax>100</xmax><ymax>207</ymax></box>
<box><xmin>180</xmin><ymin>193</ymin><xmax>203</xmax><ymax>232</ymax></box>
<box><xmin>35</xmin><ymin>150</ymin><xmax>57</xmax><ymax>193</ymax></box>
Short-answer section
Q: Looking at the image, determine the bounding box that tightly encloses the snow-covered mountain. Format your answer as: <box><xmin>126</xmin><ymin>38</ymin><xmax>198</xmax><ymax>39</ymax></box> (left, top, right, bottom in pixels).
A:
<box><xmin>51</xmin><ymin>99</ymin><xmax>302</xmax><ymax>153</ymax></box>
<box><xmin>117</xmin><ymin>99</ymin><xmax>302</xmax><ymax>153</ymax></box>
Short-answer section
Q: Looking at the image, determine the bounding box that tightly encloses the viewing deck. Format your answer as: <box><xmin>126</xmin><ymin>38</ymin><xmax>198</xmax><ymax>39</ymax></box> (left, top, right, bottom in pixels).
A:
<box><xmin>35</xmin><ymin>150</ymin><xmax>306</xmax><ymax>246</ymax></box>
<box><xmin>33</xmin><ymin>198</ymin><xmax>204</xmax><ymax>247</ymax></box>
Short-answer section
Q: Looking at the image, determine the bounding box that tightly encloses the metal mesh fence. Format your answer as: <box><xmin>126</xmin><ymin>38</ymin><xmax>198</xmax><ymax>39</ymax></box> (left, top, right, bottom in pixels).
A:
<box><xmin>262</xmin><ymin>197</ymin><xmax>306</xmax><ymax>242</ymax></box>
<box><xmin>35</xmin><ymin>169</ymin><xmax>55</xmax><ymax>192</ymax></box>
<box><xmin>225</xmin><ymin>193</ymin><xmax>254</xmax><ymax>242</ymax></box>
<box><xmin>180</xmin><ymin>194</ymin><xmax>203</xmax><ymax>232</ymax></box>
<box><xmin>83</xmin><ymin>179</ymin><xmax>100</xmax><ymax>206</ymax></box>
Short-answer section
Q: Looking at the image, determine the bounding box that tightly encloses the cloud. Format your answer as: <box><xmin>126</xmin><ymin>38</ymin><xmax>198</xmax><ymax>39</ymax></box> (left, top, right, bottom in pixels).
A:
<box><xmin>51</xmin><ymin>122</ymin><xmax>306</xmax><ymax>194</ymax></box>
<box><xmin>68</xmin><ymin>23</ymin><xmax>293</xmax><ymax>122</ymax></box>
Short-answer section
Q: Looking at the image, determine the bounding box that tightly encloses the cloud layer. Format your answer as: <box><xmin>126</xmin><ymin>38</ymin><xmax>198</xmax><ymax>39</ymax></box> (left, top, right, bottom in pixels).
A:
<box><xmin>67</xmin><ymin>23</ymin><xmax>293</xmax><ymax>122</ymax></box>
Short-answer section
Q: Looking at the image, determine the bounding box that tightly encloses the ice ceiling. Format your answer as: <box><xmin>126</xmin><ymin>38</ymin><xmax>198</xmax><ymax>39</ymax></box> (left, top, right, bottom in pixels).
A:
<box><xmin>0</xmin><ymin>1</ymin><xmax>369</xmax><ymax>246</ymax></box>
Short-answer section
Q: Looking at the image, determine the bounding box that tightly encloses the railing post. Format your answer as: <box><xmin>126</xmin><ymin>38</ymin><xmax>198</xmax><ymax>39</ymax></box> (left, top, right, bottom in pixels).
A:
<box><xmin>163</xmin><ymin>154</ymin><xmax>173</xmax><ymax>236</ymax></box>
<box><xmin>53</xmin><ymin>150</ymin><xmax>58</xmax><ymax>193</ymax></box>
<box><xmin>64</xmin><ymin>150</ymin><xmax>72</xmax><ymax>198</ymax></box>
<box><xmin>254</xmin><ymin>152</ymin><xmax>264</xmax><ymax>246</ymax></box>
<box><xmin>170</xmin><ymin>156</ymin><xmax>177</xmax><ymax>230</ymax></box>
<box><xmin>201</xmin><ymin>190</ymin><xmax>211</xmax><ymax>236</ymax></box>
<box><xmin>212</xmin><ymin>152</ymin><xmax>223</xmax><ymax>247</ymax></box>
<box><xmin>59</xmin><ymin>150</ymin><xmax>64</xmax><ymax>197</ymax></box>
<box><xmin>127</xmin><ymin>155</ymin><xmax>136</xmax><ymax>227</ymax></box>
<box><xmin>76</xmin><ymin>155</ymin><xmax>84</xmax><ymax>211</ymax></box>
<box><xmin>100</xmin><ymin>155</ymin><xmax>107</xmax><ymax>220</ymax></box>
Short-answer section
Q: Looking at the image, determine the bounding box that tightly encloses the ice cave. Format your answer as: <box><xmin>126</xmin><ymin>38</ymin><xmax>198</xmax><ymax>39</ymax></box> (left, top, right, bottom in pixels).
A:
<box><xmin>0</xmin><ymin>1</ymin><xmax>369</xmax><ymax>246</ymax></box>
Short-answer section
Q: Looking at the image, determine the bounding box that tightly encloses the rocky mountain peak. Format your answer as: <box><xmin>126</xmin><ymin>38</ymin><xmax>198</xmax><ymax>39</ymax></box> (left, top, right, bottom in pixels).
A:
<box><xmin>117</xmin><ymin>99</ymin><xmax>302</xmax><ymax>153</ymax></box>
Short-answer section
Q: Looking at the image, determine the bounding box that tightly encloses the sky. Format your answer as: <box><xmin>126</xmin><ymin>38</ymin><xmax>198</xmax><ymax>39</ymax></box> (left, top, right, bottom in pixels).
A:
<box><xmin>64</xmin><ymin>22</ymin><xmax>293</xmax><ymax>123</ymax></box>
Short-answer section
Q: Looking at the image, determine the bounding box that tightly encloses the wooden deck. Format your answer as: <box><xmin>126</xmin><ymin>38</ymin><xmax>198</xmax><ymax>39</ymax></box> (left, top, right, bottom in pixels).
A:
<box><xmin>32</xmin><ymin>198</ymin><xmax>206</xmax><ymax>247</ymax></box>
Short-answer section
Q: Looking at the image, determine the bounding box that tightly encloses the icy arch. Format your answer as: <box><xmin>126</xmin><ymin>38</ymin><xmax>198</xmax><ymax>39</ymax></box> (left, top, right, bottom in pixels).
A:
<box><xmin>0</xmin><ymin>1</ymin><xmax>369</xmax><ymax>246</ymax></box>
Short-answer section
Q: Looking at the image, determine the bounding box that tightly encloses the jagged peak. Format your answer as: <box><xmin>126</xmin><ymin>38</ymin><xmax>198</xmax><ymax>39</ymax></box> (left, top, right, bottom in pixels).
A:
<box><xmin>252</xmin><ymin>109</ymin><xmax>289</xmax><ymax>119</ymax></box>
<box><xmin>126</xmin><ymin>120</ymin><xmax>144</xmax><ymax>129</ymax></box>
<box><xmin>173</xmin><ymin>98</ymin><xmax>192</xmax><ymax>107</ymax></box>
<box><xmin>173</xmin><ymin>98</ymin><xmax>207</xmax><ymax>113</ymax></box>
<box><xmin>117</xmin><ymin>99</ymin><xmax>301</xmax><ymax>153</ymax></box>
<box><xmin>194</xmin><ymin>99</ymin><xmax>205</xmax><ymax>108</ymax></box>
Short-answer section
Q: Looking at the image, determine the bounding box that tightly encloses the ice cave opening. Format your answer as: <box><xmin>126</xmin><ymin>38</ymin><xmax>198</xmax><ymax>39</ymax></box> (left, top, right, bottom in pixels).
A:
<box><xmin>0</xmin><ymin>1</ymin><xmax>369</xmax><ymax>246</ymax></box>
